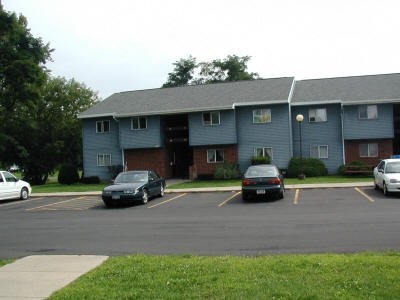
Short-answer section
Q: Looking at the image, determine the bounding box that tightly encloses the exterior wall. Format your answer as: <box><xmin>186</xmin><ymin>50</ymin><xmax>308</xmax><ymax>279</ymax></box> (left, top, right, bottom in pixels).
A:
<box><xmin>82</xmin><ymin>118</ymin><xmax>122</xmax><ymax>180</ymax></box>
<box><xmin>192</xmin><ymin>145</ymin><xmax>238</xmax><ymax>177</ymax></box>
<box><xmin>343</xmin><ymin>103</ymin><xmax>394</xmax><ymax>139</ymax></box>
<box><xmin>124</xmin><ymin>148</ymin><xmax>171</xmax><ymax>178</ymax></box>
<box><xmin>119</xmin><ymin>116</ymin><xmax>163</xmax><ymax>149</ymax></box>
<box><xmin>236</xmin><ymin>104</ymin><xmax>292</xmax><ymax>172</ymax></box>
<box><xmin>344</xmin><ymin>139</ymin><xmax>393</xmax><ymax>166</ymax></box>
<box><xmin>291</xmin><ymin>104</ymin><xmax>344</xmax><ymax>174</ymax></box>
<box><xmin>189</xmin><ymin>110</ymin><xmax>237</xmax><ymax>146</ymax></box>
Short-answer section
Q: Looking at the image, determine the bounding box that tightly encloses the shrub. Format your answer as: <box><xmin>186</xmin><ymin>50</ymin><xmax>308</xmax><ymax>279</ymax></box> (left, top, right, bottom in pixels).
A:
<box><xmin>80</xmin><ymin>176</ymin><xmax>100</xmax><ymax>184</ymax></box>
<box><xmin>287</xmin><ymin>158</ymin><xmax>328</xmax><ymax>178</ymax></box>
<box><xmin>214</xmin><ymin>163</ymin><xmax>242</xmax><ymax>180</ymax></box>
<box><xmin>58</xmin><ymin>163</ymin><xmax>80</xmax><ymax>185</ymax></box>
<box><xmin>250</xmin><ymin>156</ymin><xmax>271</xmax><ymax>165</ymax></box>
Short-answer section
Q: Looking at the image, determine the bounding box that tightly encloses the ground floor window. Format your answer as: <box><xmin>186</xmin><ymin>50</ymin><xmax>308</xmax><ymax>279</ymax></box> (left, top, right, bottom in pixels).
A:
<box><xmin>311</xmin><ymin>145</ymin><xmax>328</xmax><ymax>159</ymax></box>
<box><xmin>207</xmin><ymin>149</ymin><xmax>224</xmax><ymax>163</ymax></box>
<box><xmin>97</xmin><ymin>154</ymin><xmax>112</xmax><ymax>166</ymax></box>
<box><xmin>254</xmin><ymin>147</ymin><xmax>273</xmax><ymax>159</ymax></box>
<box><xmin>359</xmin><ymin>143</ymin><xmax>378</xmax><ymax>157</ymax></box>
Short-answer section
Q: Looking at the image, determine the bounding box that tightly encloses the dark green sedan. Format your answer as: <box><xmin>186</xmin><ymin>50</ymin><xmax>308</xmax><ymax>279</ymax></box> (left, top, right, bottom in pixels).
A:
<box><xmin>102</xmin><ymin>170</ymin><xmax>165</xmax><ymax>207</ymax></box>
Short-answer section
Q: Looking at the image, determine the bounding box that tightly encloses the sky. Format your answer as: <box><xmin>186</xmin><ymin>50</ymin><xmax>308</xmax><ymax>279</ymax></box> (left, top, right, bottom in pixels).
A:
<box><xmin>4</xmin><ymin>0</ymin><xmax>400</xmax><ymax>99</ymax></box>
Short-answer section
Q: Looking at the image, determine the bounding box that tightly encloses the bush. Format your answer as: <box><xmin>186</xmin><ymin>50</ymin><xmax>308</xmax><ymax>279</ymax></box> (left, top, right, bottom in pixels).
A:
<box><xmin>80</xmin><ymin>176</ymin><xmax>100</xmax><ymax>184</ymax></box>
<box><xmin>250</xmin><ymin>156</ymin><xmax>271</xmax><ymax>165</ymax></box>
<box><xmin>58</xmin><ymin>163</ymin><xmax>80</xmax><ymax>185</ymax></box>
<box><xmin>214</xmin><ymin>163</ymin><xmax>242</xmax><ymax>180</ymax></box>
<box><xmin>287</xmin><ymin>158</ymin><xmax>328</xmax><ymax>178</ymax></box>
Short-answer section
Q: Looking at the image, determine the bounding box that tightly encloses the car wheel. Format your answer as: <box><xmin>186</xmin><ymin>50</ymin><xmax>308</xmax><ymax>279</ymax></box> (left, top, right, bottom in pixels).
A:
<box><xmin>383</xmin><ymin>183</ymin><xmax>390</xmax><ymax>196</ymax></box>
<box><xmin>159</xmin><ymin>185</ymin><xmax>165</xmax><ymax>197</ymax></box>
<box><xmin>374</xmin><ymin>181</ymin><xmax>379</xmax><ymax>190</ymax></box>
<box><xmin>142</xmin><ymin>190</ymin><xmax>148</xmax><ymax>204</ymax></box>
<box><xmin>279</xmin><ymin>188</ymin><xmax>285</xmax><ymax>199</ymax></box>
<box><xmin>20</xmin><ymin>187</ymin><xmax>29</xmax><ymax>200</ymax></box>
<box><xmin>103</xmin><ymin>200</ymin><xmax>113</xmax><ymax>208</ymax></box>
<box><xmin>242</xmin><ymin>191</ymin><xmax>248</xmax><ymax>201</ymax></box>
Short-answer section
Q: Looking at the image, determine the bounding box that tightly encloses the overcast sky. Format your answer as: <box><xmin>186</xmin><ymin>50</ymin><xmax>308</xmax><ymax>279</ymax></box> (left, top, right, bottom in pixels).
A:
<box><xmin>4</xmin><ymin>0</ymin><xmax>400</xmax><ymax>99</ymax></box>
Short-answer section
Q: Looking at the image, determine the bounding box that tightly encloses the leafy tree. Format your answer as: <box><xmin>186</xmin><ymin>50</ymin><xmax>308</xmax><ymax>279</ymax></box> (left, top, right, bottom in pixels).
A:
<box><xmin>162</xmin><ymin>56</ymin><xmax>197</xmax><ymax>87</ymax></box>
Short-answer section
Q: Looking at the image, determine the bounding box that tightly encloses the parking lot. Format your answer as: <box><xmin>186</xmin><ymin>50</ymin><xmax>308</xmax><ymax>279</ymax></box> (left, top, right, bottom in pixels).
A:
<box><xmin>0</xmin><ymin>187</ymin><xmax>399</xmax><ymax>258</ymax></box>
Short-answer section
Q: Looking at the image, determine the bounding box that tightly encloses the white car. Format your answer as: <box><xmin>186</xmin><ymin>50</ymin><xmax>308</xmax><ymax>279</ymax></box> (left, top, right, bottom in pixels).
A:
<box><xmin>373</xmin><ymin>159</ymin><xmax>400</xmax><ymax>196</ymax></box>
<box><xmin>0</xmin><ymin>170</ymin><xmax>32</xmax><ymax>201</ymax></box>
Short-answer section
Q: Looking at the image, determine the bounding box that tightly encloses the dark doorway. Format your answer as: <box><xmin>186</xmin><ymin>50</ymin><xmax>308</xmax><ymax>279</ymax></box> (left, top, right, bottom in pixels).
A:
<box><xmin>163</xmin><ymin>114</ymin><xmax>192</xmax><ymax>178</ymax></box>
<box><xmin>394</xmin><ymin>104</ymin><xmax>400</xmax><ymax>155</ymax></box>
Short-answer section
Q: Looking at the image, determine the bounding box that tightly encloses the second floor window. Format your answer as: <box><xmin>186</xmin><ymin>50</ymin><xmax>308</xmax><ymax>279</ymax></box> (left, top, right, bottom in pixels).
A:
<box><xmin>96</xmin><ymin>120</ymin><xmax>110</xmax><ymax>133</ymax></box>
<box><xmin>253</xmin><ymin>109</ymin><xmax>271</xmax><ymax>123</ymax></box>
<box><xmin>131</xmin><ymin>117</ymin><xmax>147</xmax><ymax>130</ymax></box>
<box><xmin>359</xmin><ymin>105</ymin><xmax>378</xmax><ymax>119</ymax></box>
<box><xmin>309</xmin><ymin>108</ymin><xmax>327</xmax><ymax>122</ymax></box>
<box><xmin>203</xmin><ymin>112</ymin><xmax>220</xmax><ymax>125</ymax></box>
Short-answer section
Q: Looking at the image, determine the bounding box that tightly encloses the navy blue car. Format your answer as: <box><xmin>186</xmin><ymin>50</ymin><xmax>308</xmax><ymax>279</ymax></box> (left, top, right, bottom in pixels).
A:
<box><xmin>102</xmin><ymin>170</ymin><xmax>165</xmax><ymax>207</ymax></box>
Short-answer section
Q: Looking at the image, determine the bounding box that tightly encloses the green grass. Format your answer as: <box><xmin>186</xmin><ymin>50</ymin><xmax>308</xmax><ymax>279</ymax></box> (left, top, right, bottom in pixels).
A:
<box><xmin>32</xmin><ymin>181</ymin><xmax>107</xmax><ymax>193</ymax></box>
<box><xmin>0</xmin><ymin>259</ymin><xmax>14</xmax><ymax>268</ymax></box>
<box><xmin>48</xmin><ymin>252</ymin><xmax>400</xmax><ymax>299</ymax></box>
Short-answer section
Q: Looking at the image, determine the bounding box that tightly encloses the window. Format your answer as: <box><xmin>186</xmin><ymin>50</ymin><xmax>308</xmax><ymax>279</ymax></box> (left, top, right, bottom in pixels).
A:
<box><xmin>253</xmin><ymin>109</ymin><xmax>271</xmax><ymax>123</ymax></box>
<box><xmin>96</xmin><ymin>120</ymin><xmax>110</xmax><ymax>133</ymax></box>
<box><xmin>310</xmin><ymin>145</ymin><xmax>328</xmax><ymax>159</ymax></box>
<box><xmin>359</xmin><ymin>105</ymin><xmax>378</xmax><ymax>119</ymax></box>
<box><xmin>254</xmin><ymin>147</ymin><xmax>273</xmax><ymax>159</ymax></box>
<box><xmin>203</xmin><ymin>112</ymin><xmax>220</xmax><ymax>125</ymax></box>
<box><xmin>359</xmin><ymin>143</ymin><xmax>378</xmax><ymax>157</ymax></box>
<box><xmin>97</xmin><ymin>154</ymin><xmax>111</xmax><ymax>166</ymax></box>
<box><xmin>207</xmin><ymin>149</ymin><xmax>224</xmax><ymax>163</ymax></box>
<box><xmin>309</xmin><ymin>108</ymin><xmax>327</xmax><ymax>122</ymax></box>
<box><xmin>131</xmin><ymin>116</ymin><xmax>147</xmax><ymax>130</ymax></box>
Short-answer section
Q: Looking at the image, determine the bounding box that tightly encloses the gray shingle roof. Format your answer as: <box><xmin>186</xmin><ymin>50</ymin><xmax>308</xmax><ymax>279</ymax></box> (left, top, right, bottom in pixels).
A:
<box><xmin>78</xmin><ymin>77</ymin><xmax>295</xmax><ymax>119</ymax></box>
<box><xmin>292</xmin><ymin>73</ymin><xmax>400</xmax><ymax>105</ymax></box>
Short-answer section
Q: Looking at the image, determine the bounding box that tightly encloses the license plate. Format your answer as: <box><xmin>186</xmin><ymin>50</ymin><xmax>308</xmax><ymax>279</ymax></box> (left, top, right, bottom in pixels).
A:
<box><xmin>112</xmin><ymin>194</ymin><xmax>120</xmax><ymax>200</ymax></box>
<box><xmin>257</xmin><ymin>189</ymin><xmax>265</xmax><ymax>195</ymax></box>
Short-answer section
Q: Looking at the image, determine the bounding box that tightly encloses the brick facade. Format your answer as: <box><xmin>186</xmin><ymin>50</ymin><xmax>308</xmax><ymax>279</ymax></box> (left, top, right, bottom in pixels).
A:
<box><xmin>344</xmin><ymin>139</ymin><xmax>393</xmax><ymax>166</ymax></box>
<box><xmin>124</xmin><ymin>148</ymin><xmax>172</xmax><ymax>178</ymax></box>
<box><xmin>190</xmin><ymin>145</ymin><xmax>238</xmax><ymax>179</ymax></box>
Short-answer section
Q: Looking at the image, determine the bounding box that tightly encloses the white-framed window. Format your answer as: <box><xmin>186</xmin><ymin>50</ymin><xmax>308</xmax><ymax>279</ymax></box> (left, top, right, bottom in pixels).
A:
<box><xmin>207</xmin><ymin>149</ymin><xmax>224</xmax><ymax>163</ymax></box>
<box><xmin>359</xmin><ymin>105</ymin><xmax>378</xmax><ymax>119</ymax></box>
<box><xmin>131</xmin><ymin>116</ymin><xmax>147</xmax><ymax>130</ymax></box>
<box><xmin>97</xmin><ymin>154</ymin><xmax>112</xmax><ymax>166</ymax></box>
<box><xmin>310</xmin><ymin>145</ymin><xmax>328</xmax><ymax>159</ymax></box>
<box><xmin>359</xmin><ymin>143</ymin><xmax>378</xmax><ymax>157</ymax></box>
<box><xmin>203</xmin><ymin>112</ymin><xmax>220</xmax><ymax>125</ymax></box>
<box><xmin>253</xmin><ymin>109</ymin><xmax>271</xmax><ymax>123</ymax></box>
<box><xmin>96</xmin><ymin>120</ymin><xmax>110</xmax><ymax>133</ymax></box>
<box><xmin>309</xmin><ymin>108</ymin><xmax>327</xmax><ymax>122</ymax></box>
<box><xmin>254</xmin><ymin>147</ymin><xmax>273</xmax><ymax>159</ymax></box>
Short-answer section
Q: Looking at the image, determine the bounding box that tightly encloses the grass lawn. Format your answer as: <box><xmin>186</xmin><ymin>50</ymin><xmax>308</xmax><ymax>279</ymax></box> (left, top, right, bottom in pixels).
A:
<box><xmin>48</xmin><ymin>252</ymin><xmax>400</xmax><ymax>299</ymax></box>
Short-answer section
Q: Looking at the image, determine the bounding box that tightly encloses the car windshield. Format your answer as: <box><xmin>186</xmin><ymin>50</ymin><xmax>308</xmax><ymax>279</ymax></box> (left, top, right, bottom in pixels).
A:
<box><xmin>115</xmin><ymin>171</ymin><xmax>148</xmax><ymax>183</ymax></box>
<box><xmin>386</xmin><ymin>162</ymin><xmax>400</xmax><ymax>174</ymax></box>
<box><xmin>245</xmin><ymin>166</ymin><xmax>276</xmax><ymax>178</ymax></box>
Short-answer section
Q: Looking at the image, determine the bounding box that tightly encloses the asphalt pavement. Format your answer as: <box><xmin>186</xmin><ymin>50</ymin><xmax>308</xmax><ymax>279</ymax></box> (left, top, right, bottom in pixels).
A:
<box><xmin>0</xmin><ymin>181</ymin><xmax>374</xmax><ymax>299</ymax></box>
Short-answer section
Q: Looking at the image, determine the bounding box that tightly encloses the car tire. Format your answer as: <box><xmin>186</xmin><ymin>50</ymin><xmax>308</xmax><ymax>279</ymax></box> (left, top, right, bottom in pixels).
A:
<box><xmin>279</xmin><ymin>188</ymin><xmax>285</xmax><ymax>199</ymax></box>
<box><xmin>103</xmin><ymin>200</ymin><xmax>113</xmax><ymax>208</ymax></box>
<box><xmin>142</xmin><ymin>190</ymin><xmax>148</xmax><ymax>204</ymax></box>
<box><xmin>242</xmin><ymin>192</ymin><xmax>248</xmax><ymax>201</ymax></box>
<box><xmin>383</xmin><ymin>183</ymin><xmax>390</xmax><ymax>196</ymax></box>
<box><xmin>374</xmin><ymin>181</ymin><xmax>379</xmax><ymax>190</ymax></box>
<box><xmin>159</xmin><ymin>185</ymin><xmax>165</xmax><ymax>197</ymax></box>
<box><xmin>20</xmin><ymin>187</ymin><xmax>29</xmax><ymax>200</ymax></box>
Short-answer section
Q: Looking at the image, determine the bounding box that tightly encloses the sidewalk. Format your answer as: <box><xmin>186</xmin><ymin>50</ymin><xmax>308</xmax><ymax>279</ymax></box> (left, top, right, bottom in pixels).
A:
<box><xmin>0</xmin><ymin>255</ymin><xmax>108</xmax><ymax>300</ymax></box>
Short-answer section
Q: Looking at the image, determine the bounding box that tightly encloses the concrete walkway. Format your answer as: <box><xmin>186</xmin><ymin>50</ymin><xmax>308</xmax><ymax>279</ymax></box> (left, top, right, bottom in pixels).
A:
<box><xmin>0</xmin><ymin>255</ymin><xmax>108</xmax><ymax>300</ymax></box>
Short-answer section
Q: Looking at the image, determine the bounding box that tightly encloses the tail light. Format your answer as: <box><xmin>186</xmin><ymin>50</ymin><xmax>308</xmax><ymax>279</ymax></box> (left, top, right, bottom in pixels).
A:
<box><xmin>242</xmin><ymin>179</ymin><xmax>254</xmax><ymax>186</ymax></box>
<box><xmin>268</xmin><ymin>178</ymin><xmax>281</xmax><ymax>185</ymax></box>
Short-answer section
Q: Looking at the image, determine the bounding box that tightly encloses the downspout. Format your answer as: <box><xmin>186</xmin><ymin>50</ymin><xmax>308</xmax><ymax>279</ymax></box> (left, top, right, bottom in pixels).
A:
<box><xmin>288</xmin><ymin>79</ymin><xmax>296</xmax><ymax>159</ymax></box>
<box><xmin>341</xmin><ymin>103</ymin><xmax>346</xmax><ymax>164</ymax></box>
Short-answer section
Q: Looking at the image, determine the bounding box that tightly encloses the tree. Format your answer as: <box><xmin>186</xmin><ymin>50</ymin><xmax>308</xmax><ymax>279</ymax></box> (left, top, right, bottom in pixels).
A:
<box><xmin>0</xmin><ymin>7</ymin><xmax>52</xmax><ymax>166</ymax></box>
<box><xmin>162</xmin><ymin>56</ymin><xmax>197</xmax><ymax>87</ymax></box>
<box><xmin>162</xmin><ymin>55</ymin><xmax>259</xmax><ymax>87</ymax></box>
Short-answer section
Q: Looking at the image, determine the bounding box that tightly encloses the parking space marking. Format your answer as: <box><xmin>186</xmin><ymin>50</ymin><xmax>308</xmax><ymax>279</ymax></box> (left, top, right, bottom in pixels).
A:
<box><xmin>147</xmin><ymin>193</ymin><xmax>187</xmax><ymax>208</ymax></box>
<box><xmin>25</xmin><ymin>196</ymin><xmax>98</xmax><ymax>211</ymax></box>
<box><xmin>354</xmin><ymin>187</ymin><xmax>375</xmax><ymax>203</ymax></box>
<box><xmin>0</xmin><ymin>197</ymin><xmax>45</xmax><ymax>208</ymax></box>
<box><xmin>293</xmin><ymin>189</ymin><xmax>300</xmax><ymax>205</ymax></box>
<box><xmin>218</xmin><ymin>191</ymin><xmax>242</xmax><ymax>207</ymax></box>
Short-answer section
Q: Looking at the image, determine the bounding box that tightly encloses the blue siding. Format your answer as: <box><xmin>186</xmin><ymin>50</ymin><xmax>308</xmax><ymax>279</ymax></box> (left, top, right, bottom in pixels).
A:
<box><xmin>82</xmin><ymin>118</ymin><xmax>122</xmax><ymax>180</ymax></box>
<box><xmin>292</xmin><ymin>104</ymin><xmax>343</xmax><ymax>174</ymax></box>
<box><xmin>119</xmin><ymin>116</ymin><xmax>162</xmax><ymax>149</ymax></box>
<box><xmin>343</xmin><ymin>104</ymin><xmax>394</xmax><ymax>139</ymax></box>
<box><xmin>237</xmin><ymin>104</ymin><xmax>292</xmax><ymax>172</ymax></box>
<box><xmin>189</xmin><ymin>110</ymin><xmax>237</xmax><ymax>146</ymax></box>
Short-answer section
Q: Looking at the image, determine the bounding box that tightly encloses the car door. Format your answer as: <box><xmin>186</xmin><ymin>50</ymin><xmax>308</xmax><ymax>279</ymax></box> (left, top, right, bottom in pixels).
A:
<box><xmin>0</xmin><ymin>172</ymin><xmax>8</xmax><ymax>200</ymax></box>
<box><xmin>375</xmin><ymin>161</ymin><xmax>386</xmax><ymax>188</ymax></box>
<box><xmin>3</xmin><ymin>171</ymin><xmax>20</xmax><ymax>199</ymax></box>
<box><xmin>148</xmin><ymin>171</ymin><xmax>160</xmax><ymax>196</ymax></box>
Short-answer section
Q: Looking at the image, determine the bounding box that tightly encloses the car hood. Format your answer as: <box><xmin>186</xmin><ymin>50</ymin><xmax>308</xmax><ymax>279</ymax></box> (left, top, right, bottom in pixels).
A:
<box><xmin>383</xmin><ymin>173</ymin><xmax>400</xmax><ymax>180</ymax></box>
<box><xmin>103</xmin><ymin>182</ymin><xmax>144</xmax><ymax>192</ymax></box>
